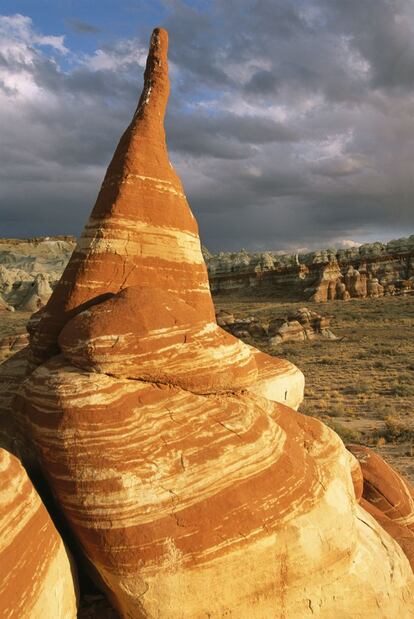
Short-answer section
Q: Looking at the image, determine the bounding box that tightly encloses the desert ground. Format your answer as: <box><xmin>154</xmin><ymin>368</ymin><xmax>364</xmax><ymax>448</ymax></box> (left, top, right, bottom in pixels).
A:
<box><xmin>214</xmin><ymin>293</ymin><xmax>414</xmax><ymax>482</ymax></box>
<box><xmin>0</xmin><ymin>311</ymin><xmax>30</xmax><ymax>339</ymax></box>
<box><xmin>1</xmin><ymin>293</ymin><xmax>413</xmax><ymax>481</ymax></box>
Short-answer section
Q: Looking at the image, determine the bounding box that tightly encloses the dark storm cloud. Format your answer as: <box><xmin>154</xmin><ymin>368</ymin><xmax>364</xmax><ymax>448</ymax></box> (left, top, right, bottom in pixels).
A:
<box><xmin>166</xmin><ymin>111</ymin><xmax>297</xmax><ymax>159</ymax></box>
<box><xmin>320</xmin><ymin>0</ymin><xmax>414</xmax><ymax>92</ymax></box>
<box><xmin>244</xmin><ymin>70</ymin><xmax>280</xmax><ymax>96</ymax></box>
<box><xmin>0</xmin><ymin>3</ymin><xmax>414</xmax><ymax>250</ymax></box>
<box><xmin>162</xmin><ymin>0</ymin><xmax>414</xmax><ymax>249</ymax></box>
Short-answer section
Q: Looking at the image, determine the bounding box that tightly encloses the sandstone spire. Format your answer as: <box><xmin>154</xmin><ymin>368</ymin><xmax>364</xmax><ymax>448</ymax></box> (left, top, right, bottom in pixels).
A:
<box><xmin>30</xmin><ymin>28</ymin><xmax>214</xmax><ymax>365</ymax></box>
<box><xmin>21</xmin><ymin>27</ymin><xmax>414</xmax><ymax>618</ymax></box>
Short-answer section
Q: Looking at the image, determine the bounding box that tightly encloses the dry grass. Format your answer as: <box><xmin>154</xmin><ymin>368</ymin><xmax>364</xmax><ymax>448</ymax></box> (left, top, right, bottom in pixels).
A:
<box><xmin>0</xmin><ymin>311</ymin><xmax>31</xmax><ymax>338</ymax></box>
<box><xmin>214</xmin><ymin>293</ymin><xmax>414</xmax><ymax>481</ymax></box>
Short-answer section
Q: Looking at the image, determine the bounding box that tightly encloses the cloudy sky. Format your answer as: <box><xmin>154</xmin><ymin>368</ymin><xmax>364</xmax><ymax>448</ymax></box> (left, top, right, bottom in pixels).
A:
<box><xmin>1</xmin><ymin>0</ymin><xmax>414</xmax><ymax>252</ymax></box>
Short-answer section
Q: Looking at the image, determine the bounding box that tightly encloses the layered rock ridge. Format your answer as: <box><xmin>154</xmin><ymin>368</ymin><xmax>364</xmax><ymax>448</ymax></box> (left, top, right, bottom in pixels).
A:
<box><xmin>206</xmin><ymin>238</ymin><xmax>414</xmax><ymax>300</ymax></box>
<box><xmin>19</xmin><ymin>27</ymin><xmax>414</xmax><ymax>618</ymax></box>
<box><xmin>1</xmin><ymin>234</ymin><xmax>412</xmax><ymax>312</ymax></box>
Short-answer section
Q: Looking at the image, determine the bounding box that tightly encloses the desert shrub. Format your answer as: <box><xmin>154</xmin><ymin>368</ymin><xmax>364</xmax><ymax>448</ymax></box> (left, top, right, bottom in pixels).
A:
<box><xmin>326</xmin><ymin>420</ymin><xmax>362</xmax><ymax>443</ymax></box>
<box><xmin>342</xmin><ymin>385</ymin><xmax>359</xmax><ymax>395</ymax></box>
<box><xmin>399</xmin><ymin>372</ymin><xmax>414</xmax><ymax>383</ymax></box>
<box><xmin>329</xmin><ymin>405</ymin><xmax>347</xmax><ymax>418</ymax></box>
<box><xmin>379</xmin><ymin>416</ymin><xmax>414</xmax><ymax>442</ymax></box>
<box><xmin>309</xmin><ymin>341</ymin><xmax>325</xmax><ymax>350</ymax></box>
<box><xmin>317</xmin><ymin>357</ymin><xmax>336</xmax><ymax>365</ymax></box>
<box><xmin>372</xmin><ymin>344</ymin><xmax>397</xmax><ymax>356</ymax></box>
<box><xmin>388</xmin><ymin>383</ymin><xmax>414</xmax><ymax>397</ymax></box>
<box><xmin>342</xmin><ymin>382</ymin><xmax>373</xmax><ymax>395</ymax></box>
<box><xmin>328</xmin><ymin>390</ymin><xmax>341</xmax><ymax>399</ymax></box>
<box><xmin>366</xmin><ymin>401</ymin><xmax>396</xmax><ymax>419</ymax></box>
<box><xmin>281</xmin><ymin>346</ymin><xmax>298</xmax><ymax>356</ymax></box>
<box><xmin>299</xmin><ymin>402</ymin><xmax>313</xmax><ymax>416</ymax></box>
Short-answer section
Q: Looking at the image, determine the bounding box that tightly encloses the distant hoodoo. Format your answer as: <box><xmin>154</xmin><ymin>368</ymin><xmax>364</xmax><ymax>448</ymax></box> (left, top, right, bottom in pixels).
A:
<box><xmin>17</xmin><ymin>27</ymin><xmax>414</xmax><ymax>618</ymax></box>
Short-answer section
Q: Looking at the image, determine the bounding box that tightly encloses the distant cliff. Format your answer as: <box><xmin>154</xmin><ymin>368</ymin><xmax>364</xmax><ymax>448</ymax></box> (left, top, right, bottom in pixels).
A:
<box><xmin>1</xmin><ymin>235</ymin><xmax>413</xmax><ymax>310</ymax></box>
<box><xmin>205</xmin><ymin>235</ymin><xmax>414</xmax><ymax>301</ymax></box>
<box><xmin>0</xmin><ymin>237</ymin><xmax>76</xmax><ymax>311</ymax></box>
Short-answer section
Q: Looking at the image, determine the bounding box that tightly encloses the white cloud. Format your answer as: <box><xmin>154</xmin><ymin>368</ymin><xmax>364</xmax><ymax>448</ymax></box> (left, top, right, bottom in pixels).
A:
<box><xmin>83</xmin><ymin>40</ymin><xmax>147</xmax><ymax>72</ymax></box>
<box><xmin>0</xmin><ymin>14</ymin><xmax>68</xmax><ymax>101</ymax></box>
<box><xmin>0</xmin><ymin>14</ymin><xmax>67</xmax><ymax>55</ymax></box>
<box><xmin>334</xmin><ymin>239</ymin><xmax>361</xmax><ymax>249</ymax></box>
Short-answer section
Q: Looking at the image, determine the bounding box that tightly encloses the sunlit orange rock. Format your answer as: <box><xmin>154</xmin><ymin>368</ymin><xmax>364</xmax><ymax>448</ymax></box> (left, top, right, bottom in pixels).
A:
<box><xmin>348</xmin><ymin>443</ymin><xmax>414</xmax><ymax>568</ymax></box>
<box><xmin>20</xmin><ymin>27</ymin><xmax>414</xmax><ymax>618</ymax></box>
<box><xmin>0</xmin><ymin>449</ymin><xmax>78</xmax><ymax>618</ymax></box>
<box><xmin>29</xmin><ymin>27</ymin><xmax>214</xmax><ymax>368</ymax></box>
<box><xmin>58</xmin><ymin>285</ymin><xmax>258</xmax><ymax>394</ymax></box>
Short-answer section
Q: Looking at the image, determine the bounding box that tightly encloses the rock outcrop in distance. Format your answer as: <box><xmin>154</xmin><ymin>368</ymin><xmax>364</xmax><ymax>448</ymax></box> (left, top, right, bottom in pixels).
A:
<box><xmin>206</xmin><ymin>236</ymin><xmax>414</xmax><ymax>300</ymax></box>
<box><xmin>1</xmin><ymin>234</ymin><xmax>413</xmax><ymax>310</ymax></box>
<box><xmin>2</xmin><ymin>27</ymin><xmax>414</xmax><ymax>618</ymax></box>
<box><xmin>217</xmin><ymin>306</ymin><xmax>337</xmax><ymax>346</ymax></box>
<box><xmin>0</xmin><ymin>237</ymin><xmax>75</xmax><ymax>312</ymax></box>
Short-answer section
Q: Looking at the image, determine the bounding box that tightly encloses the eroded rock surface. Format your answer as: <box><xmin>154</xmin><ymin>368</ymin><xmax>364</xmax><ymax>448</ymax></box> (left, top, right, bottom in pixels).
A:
<box><xmin>206</xmin><ymin>237</ymin><xmax>414</xmax><ymax>300</ymax></box>
<box><xmin>0</xmin><ymin>349</ymin><xmax>36</xmax><ymax>471</ymax></box>
<box><xmin>348</xmin><ymin>444</ymin><xmax>414</xmax><ymax>569</ymax></box>
<box><xmin>217</xmin><ymin>307</ymin><xmax>337</xmax><ymax>347</ymax></box>
<box><xmin>1</xmin><ymin>237</ymin><xmax>412</xmax><ymax>307</ymax></box>
<box><xmin>13</xmin><ymin>27</ymin><xmax>414</xmax><ymax>619</ymax></box>
<box><xmin>0</xmin><ymin>237</ymin><xmax>75</xmax><ymax>312</ymax></box>
<box><xmin>0</xmin><ymin>333</ymin><xmax>28</xmax><ymax>363</ymax></box>
<box><xmin>0</xmin><ymin>448</ymin><xmax>78</xmax><ymax>618</ymax></box>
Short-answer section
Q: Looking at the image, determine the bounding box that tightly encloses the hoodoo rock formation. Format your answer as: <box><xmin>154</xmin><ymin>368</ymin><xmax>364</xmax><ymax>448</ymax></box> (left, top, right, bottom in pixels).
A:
<box><xmin>12</xmin><ymin>27</ymin><xmax>414</xmax><ymax>618</ymax></box>
<box><xmin>28</xmin><ymin>31</ymin><xmax>214</xmax><ymax>367</ymax></box>
<box><xmin>216</xmin><ymin>307</ymin><xmax>337</xmax><ymax>347</ymax></box>
<box><xmin>0</xmin><ymin>449</ymin><xmax>78</xmax><ymax>618</ymax></box>
<box><xmin>206</xmin><ymin>238</ymin><xmax>414</xmax><ymax>300</ymax></box>
<box><xmin>19</xmin><ymin>272</ymin><xmax>53</xmax><ymax>312</ymax></box>
<box><xmin>0</xmin><ymin>237</ymin><xmax>75</xmax><ymax>312</ymax></box>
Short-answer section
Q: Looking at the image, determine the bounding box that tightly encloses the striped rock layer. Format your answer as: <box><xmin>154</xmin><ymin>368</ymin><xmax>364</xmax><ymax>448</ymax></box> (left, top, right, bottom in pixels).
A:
<box><xmin>27</xmin><ymin>25</ymin><xmax>304</xmax><ymax>409</ymax></box>
<box><xmin>58</xmin><ymin>285</ymin><xmax>304</xmax><ymax>404</ymax></box>
<box><xmin>29</xmin><ymin>27</ymin><xmax>214</xmax><ymax>367</ymax></box>
<box><xmin>20</xmin><ymin>27</ymin><xmax>414</xmax><ymax>618</ymax></box>
<box><xmin>0</xmin><ymin>349</ymin><xmax>38</xmax><ymax>472</ymax></box>
<box><xmin>0</xmin><ymin>449</ymin><xmax>78</xmax><ymax>618</ymax></box>
<box><xmin>22</xmin><ymin>366</ymin><xmax>414</xmax><ymax>618</ymax></box>
<box><xmin>348</xmin><ymin>444</ymin><xmax>414</xmax><ymax>569</ymax></box>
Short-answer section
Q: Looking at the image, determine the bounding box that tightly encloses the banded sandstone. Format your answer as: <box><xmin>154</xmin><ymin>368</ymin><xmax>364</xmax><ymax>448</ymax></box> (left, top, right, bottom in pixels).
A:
<box><xmin>348</xmin><ymin>444</ymin><xmax>414</xmax><ymax>568</ymax></box>
<box><xmin>19</xmin><ymin>27</ymin><xmax>414</xmax><ymax>618</ymax></box>
<box><xmin>0</xmin><ymin>449</ymin><xmax>78</xmax><ymax>618</ymax></box>
<box><xmin>29</xmin><ymin>28</ymin><xmax>214</xmax><ymax>367</ymax></box>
